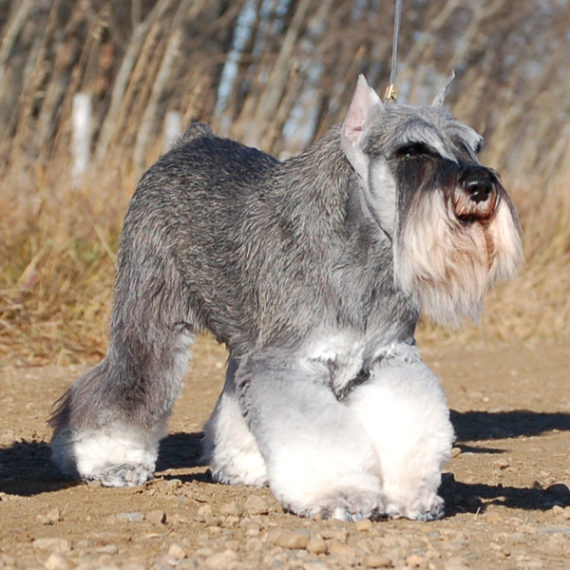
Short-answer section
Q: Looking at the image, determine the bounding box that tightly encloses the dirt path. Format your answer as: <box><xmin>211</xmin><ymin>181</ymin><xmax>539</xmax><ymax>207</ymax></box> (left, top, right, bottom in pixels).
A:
<box><xmin>1</xmin><ymin>340</ymin><xmax>568</xmax><ymax>569</ymax></box>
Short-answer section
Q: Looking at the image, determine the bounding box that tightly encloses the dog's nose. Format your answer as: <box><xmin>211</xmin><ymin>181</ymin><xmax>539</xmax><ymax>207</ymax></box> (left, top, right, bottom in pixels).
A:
<box><xmin>460</xmin><ymin>169</ymin><xmax>496</xmax><ymax>203</ymax></box>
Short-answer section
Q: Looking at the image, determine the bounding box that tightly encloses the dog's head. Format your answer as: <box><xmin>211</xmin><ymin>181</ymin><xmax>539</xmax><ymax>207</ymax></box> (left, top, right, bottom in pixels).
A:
<box><xmin>341</xmin><ymin>75</ymin><xmax>523</xmax><ymax>325</ymax></box>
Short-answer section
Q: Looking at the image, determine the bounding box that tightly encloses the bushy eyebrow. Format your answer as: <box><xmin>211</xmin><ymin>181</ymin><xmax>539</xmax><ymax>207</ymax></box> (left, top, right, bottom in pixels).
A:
<box><xmin>394</xmin><ymin>121</ymin><xmax>457</xmax><ymax>162</ymax></box>
<box><xmin>448</xmin><ymin>124</ymin><xmax>483</xmax><ymax>155</ymax></box>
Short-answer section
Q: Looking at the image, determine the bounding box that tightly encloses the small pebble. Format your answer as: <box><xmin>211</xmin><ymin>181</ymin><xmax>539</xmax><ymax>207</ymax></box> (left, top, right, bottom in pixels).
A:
<box><xmin>245</xmin><ymin>494</ymin><xmax>269</xmax><ymax>515</ymax></box>
<box><xmin>44</xmin><ymin>552</ymin><xmax>69</xmax><ymax>570</ymax></box>
<box><xmin>327</xmin><ymin>540</ymin><xmax>356</xmax><ymax>557</ymax></box>
<box><xmin>406</xmin><ymin>554</ymin><xmax>423</xmax><ymax>567</ymax></box>
<box><xmin>33</xmin><ymin>538</ymin><xmax>72</xmax><ymax>553</ymax></box>
<box><xmin>363</xmin><ymin>554</ymin><xmax>393</xmax><ymax>568</ymax></box>
<box><xmin>115</xmin><ymin>511</ymin><xmax>144</xmax><ymax>523</ymax></box>
<box><xmin>196</xmin><ymin>504</ymin><xmax>214</xmax><ymax>522</ymax></box>
<box><xmin>493</xmin><ymin>458</ymin><xmax>510</xmax><ymax>469</ymax></box>
<box><xmin>246</xmin><ymin>537</ymin><xmax>263</xmax><ymax>552</ymax></box>
<box><xmin>168</xmin><ymin>543</ymin><xmax>186</xmax><ymax>560</ymax></box>
<box><xmin>320</xmin><ymin>527</ymin><xmax>348</xmax><ymax>542</ymax></box>
<box><xmin>267</xmin><ymin>528</ymin><xmax>310</xmax><ymax>549</ymax></box>
<box><xmin>220</xmin><ymin>501</ymin><xmax>243</xmax><ymax>517</ymax></box>
<box><xmin>245</xmin><ymin>526</ymin><xmax>261</xmax><ymax>537</ymax></box>
<box><xmin>239</xmin><ymin>516</ymin><xmax>260</xmax><ymax>529</ymax></box>
<box><xmin>198</xmin><ymin>504</ymin><xmax>213</xmax><ymax>516</ymax></box>
<box><xmin>306</xmin><ymin>535</ymin><xmax>327</xmax><ymax>554</ymax></box>
<box><xmin>37</xmin><ymin>508</ymin><xmax>62</xmax><ymax>525</ymax></box>
<box><xmin>203</xmin><ymin>550</ymin><xmax>238</xmax><ymax>569</ymax></box>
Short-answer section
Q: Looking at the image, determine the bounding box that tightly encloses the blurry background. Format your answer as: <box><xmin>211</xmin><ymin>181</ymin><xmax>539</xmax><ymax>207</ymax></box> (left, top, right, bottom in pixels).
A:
<box><xmin>0</xmin><ymin>0</ymin><xmax>568</xmax><ymax>365</ymax></box>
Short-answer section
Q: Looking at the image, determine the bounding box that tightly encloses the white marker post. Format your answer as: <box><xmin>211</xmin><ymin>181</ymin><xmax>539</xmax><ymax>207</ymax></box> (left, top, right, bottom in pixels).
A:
<box><xmin>71</xmin><ymin>93</ymin><xmax>92</xmax><ymax>186</ymax></box>
<box><xmin>163</xmin><ymin>110</ymin><xmax>182</xmax><ymax>152</ymax></box>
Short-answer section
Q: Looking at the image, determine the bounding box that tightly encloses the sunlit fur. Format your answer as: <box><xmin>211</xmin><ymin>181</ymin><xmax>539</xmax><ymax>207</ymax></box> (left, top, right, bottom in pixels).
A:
<box><xmin>49</xmin><ymin>75</ymin><xmax>522</xmax><ymax>522</ymax></box>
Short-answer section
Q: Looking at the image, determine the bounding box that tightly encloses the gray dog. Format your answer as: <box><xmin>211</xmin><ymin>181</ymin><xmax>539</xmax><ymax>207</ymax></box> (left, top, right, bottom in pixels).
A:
<box><xmin>50</xmin><ymin>75</ymin><xmax>523</xmax><ymax>521</ymax></box>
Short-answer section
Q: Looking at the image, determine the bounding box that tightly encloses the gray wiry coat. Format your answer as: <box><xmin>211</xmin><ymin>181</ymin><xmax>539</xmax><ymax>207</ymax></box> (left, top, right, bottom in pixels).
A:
<box><xmin>50</xmin><ymin>76</ymin><xmax>522</xmax><ymax>520</ymax></box>
<box><xmin>119</xmin><ymin>123</ymin><xmax>416</xmax><ymax>359</ymax></box>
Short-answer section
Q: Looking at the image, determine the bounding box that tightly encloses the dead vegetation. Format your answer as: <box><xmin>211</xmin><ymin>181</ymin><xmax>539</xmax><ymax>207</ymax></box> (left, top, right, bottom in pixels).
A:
<box><xmin>0</xmin><ymin>0</ymin><xmax>568</xmax><ymax>365</ymax></box>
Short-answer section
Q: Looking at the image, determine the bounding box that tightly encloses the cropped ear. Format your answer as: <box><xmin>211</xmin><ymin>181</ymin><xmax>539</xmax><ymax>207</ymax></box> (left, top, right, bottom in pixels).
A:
<box><xmin>431</xmin><ymin>70</ymin><xmax>455</xmax><ymax>107</ymax></box>
<box><xmin>341</xmin><ymin>75</ymin><xmax>382</xmax><ymax>179</ymax></box>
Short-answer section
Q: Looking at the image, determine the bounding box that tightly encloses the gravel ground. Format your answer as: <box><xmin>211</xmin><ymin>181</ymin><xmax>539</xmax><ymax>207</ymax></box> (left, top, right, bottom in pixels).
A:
<box><xmin>0</xmin><ymin>340</ymin><xmax>568</xmax><ymax>569</ymax></box>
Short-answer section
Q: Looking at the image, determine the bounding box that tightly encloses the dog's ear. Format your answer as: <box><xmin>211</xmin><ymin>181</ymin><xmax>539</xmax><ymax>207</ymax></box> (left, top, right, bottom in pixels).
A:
<box><xmin>432</xmin><ymin>70</ymin><xmax>455</xmax><ymax>107</ymax></box>
<box><xmin>341</xmin><ymin>75</ymin><xmax>382</xmax><ymax>178</ymax></box>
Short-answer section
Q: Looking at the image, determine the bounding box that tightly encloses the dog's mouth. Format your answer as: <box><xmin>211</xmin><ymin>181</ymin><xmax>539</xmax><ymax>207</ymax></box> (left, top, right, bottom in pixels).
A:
<box><xmin>453</xmin><ymin>168</ymin><xmax>499</xmax><ymax>222</ymax></box>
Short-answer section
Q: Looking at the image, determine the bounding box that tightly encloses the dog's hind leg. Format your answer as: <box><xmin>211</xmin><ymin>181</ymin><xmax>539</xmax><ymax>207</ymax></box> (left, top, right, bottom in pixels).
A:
<box><xmin>348</xmin><ymin>346</ymin><xmax>454</xmax><ymax>521</ymax></box>
<box><xmin>50</xmin><ymin>226</ymin><xmax>194</xmax><ymax>487</ymax></box>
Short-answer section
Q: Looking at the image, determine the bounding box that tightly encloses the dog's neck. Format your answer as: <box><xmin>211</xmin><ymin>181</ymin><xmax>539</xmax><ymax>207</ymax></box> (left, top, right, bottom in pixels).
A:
<box><xmin>274</xmin><ymin>127</ymin><xmax>387</xmax><ymax>243</ymax></box>
<box><xmin>266</xmin><ymin>128</ymin><xmax>418</xmax><ymax>345</ymax></box>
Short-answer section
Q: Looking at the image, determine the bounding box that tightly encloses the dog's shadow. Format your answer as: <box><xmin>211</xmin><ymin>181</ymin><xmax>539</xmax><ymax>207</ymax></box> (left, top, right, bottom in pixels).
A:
<box><xmin>0</xmin><ymin>432</ymin><xmax>210</xmax><ymax>497</ymax></box>
<box><xmin>1</xmin><ymin>411</ymin><xmax>569</xmax><ymax>515</ymax></box>
<box><xmin>443</xmin><ymin>410</ymin><xmax>570</xmax><ymax>515</ymax></box>
<box><xmin>450</xmin><ymin>410</ymin><xmax>570</xmax><ymax>442</ymax></box>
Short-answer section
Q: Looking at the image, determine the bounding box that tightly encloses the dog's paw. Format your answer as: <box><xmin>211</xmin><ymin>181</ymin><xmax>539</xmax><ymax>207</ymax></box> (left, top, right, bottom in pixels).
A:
<box><xmin>385</xmin><ymin>493</ymin><xmax>445</xmax><ymax>521</ymax></box>
<box><xmin>86</xmin><ymin>463</ymin><xmax>155</xmax><ymax>487</ymax></box>
<box><xmin>50</xmin><ymin>426</ymin><xmax>160</xmax><ymax>487</ymax></box>
<box><xmin>318</xmin><ymin>490</ymin><xmax>384</xmax><ymax>521</ymax></box>
<box><xmin>209</xmin><ymin>466</ymin><xmax>268</xmax><ymax>488</ymax></box>
<box><xmin>284</xmin><ymin>488</ymin><xmax>383</xmax><ymax>521</ymax></box>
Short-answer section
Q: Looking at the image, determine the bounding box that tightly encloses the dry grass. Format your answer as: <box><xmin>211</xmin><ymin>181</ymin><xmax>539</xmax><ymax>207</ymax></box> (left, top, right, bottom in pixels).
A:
<box><xmin>0</xmin><ymin>163</ymin><xmax>129</xmax><ymax>366</ymax></box>
<box><xmin>0</xmin><ymin>0</ymin><xmax>568</xmax><ymax>366</ymax></box>
<box><xmin>0</xmin><ymin>155</ymin><xmax>568</xmax><ymax>367</ymax></box>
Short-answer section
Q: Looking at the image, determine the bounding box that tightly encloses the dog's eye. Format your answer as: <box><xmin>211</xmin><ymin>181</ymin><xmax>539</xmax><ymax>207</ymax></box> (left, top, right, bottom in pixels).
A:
<box><xmin>396</xmin><ymin>143</ymin><xmax>433</xmax><ymax>159</ymax></box>
<box><xmin>474</xmin><ymin>139</ymin><xmax>483</xmax><ymax>154</ymax></box>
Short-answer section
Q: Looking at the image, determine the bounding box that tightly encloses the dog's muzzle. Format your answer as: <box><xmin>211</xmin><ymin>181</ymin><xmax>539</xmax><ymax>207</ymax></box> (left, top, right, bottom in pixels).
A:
<box><xmin>453</xmin><ymin>166</ymin><xmax>499</xmax><ymax>221</ymax></box>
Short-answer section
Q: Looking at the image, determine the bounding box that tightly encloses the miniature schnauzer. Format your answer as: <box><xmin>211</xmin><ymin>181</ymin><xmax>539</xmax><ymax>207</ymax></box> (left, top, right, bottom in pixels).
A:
<box><xmin>50</xmin><ymin>75</ymin><xmax>523</xmax><ymax>521</ymax></box>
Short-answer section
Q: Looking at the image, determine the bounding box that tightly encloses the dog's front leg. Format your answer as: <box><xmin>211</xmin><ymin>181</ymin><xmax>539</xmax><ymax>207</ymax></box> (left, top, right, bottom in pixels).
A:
<box><xmin>236</xmin><ymin>351</ymin><xmax>383</xmax><ymax>521</ymax></box>
<box><xmin>348</xmin><ymin>347</ymin><xmax>454</xmax><ymax>521</ymax></box>
<box><xmin>202</xmin><ymin>357</ymin><xmax>268</xmax><ymax>487</ymax></box>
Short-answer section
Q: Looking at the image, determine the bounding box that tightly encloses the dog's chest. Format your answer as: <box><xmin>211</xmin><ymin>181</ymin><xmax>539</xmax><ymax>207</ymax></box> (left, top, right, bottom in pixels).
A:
<box><xmin>301</xmin><ymin>328</ymin><xmax>397</xmax><ymax>396</ymax></box>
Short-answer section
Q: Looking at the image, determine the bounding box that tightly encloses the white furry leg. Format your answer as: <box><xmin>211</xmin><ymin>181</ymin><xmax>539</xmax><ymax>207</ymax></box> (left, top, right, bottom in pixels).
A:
<box><xmin>238</xmin><ymin>354</ymin><xmax>383</xmax><ymax>521</ymax></box>
<box><xmin>348</xmin><ymin>346</ymin><xmax>454</xmax><ymax>520</ymax></box>
<box><xmin>202</xmin><ymin>359</ymin><xmax>268</xmax><ymax>487</ymax></box>
<box><xmin>50</xmin><ymin>419</ymin><xmax>166</xmax><ymax>487</ymax></box>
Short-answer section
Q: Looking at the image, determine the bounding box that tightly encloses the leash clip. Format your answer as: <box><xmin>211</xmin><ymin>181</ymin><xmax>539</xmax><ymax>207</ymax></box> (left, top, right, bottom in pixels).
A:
<box><xmin>383</xmin><ymin>83</ymin><xmax>398</xmax><ymax>102</ymax></box>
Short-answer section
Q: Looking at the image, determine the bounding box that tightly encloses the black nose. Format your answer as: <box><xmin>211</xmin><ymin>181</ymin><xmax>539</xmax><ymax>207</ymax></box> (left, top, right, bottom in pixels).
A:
<box><xmin>460</xmin><ymin>168</ymin><xmax>496</xmax><ymax>203</ymax></box>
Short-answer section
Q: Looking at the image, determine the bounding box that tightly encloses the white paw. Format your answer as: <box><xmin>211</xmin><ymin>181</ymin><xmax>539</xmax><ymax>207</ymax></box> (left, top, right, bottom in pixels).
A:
<box><xmin>385</xmin><ymin>493</ymin><xmax>445</xmax><ymax>521</ymax></box>
<box><xmin>87</xmin><ymin>463</ymin><xmax>155</xmax><ymax>487</ymax></box>
<box><xmin>50</xmin><ymin>424</ymin><xmax>163</xmax><ymax>487</ymax></box>
<box><xmin>270</xmin><ymin>461</ymin><xmax>383</xmax><ymax>521</ymax></box>
<box><xmin>280</xmin><ymin>486</ymin><xmax>383</xmax><ymax>521</ymax></box>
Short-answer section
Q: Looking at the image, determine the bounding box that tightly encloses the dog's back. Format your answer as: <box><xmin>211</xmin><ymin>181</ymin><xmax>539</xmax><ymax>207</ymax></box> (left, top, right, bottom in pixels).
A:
<box><xmin>117</xmin><ymin>125</ymin><xmax>280</xmax><ymax>349</ymax></box>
